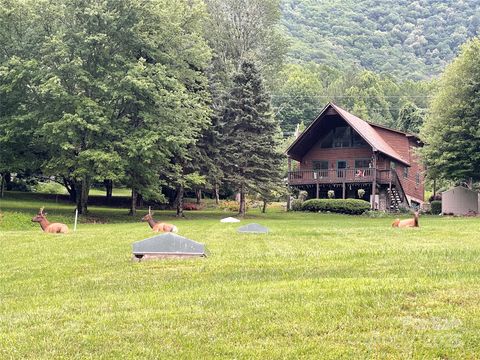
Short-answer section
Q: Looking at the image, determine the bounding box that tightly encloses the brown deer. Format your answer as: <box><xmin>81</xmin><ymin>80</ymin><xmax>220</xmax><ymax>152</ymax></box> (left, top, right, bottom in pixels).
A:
<box><xmin>32</xmin><ymin>207</ymin><xmax>69</xmax><ymax>234</ymax></box>
<box><xmin>142</xmin><ymin>207</ymin><xmax>178</xmax><ymax>233</ymax></box>
<box><xmin>392</xmin><ymin>211</ymin><xmax>419</xmax><ymax>228</ymax></box>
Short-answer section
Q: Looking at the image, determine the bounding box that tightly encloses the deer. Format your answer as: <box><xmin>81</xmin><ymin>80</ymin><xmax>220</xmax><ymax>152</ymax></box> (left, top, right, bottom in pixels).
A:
<box><xmin>141</xmin><ymin>207</ymin><xmax>178</xmax><ymax>233</ymax></box>
<box><xmin>32</xmin><ymin>207</ymin><xmax>69</xmax><ymax>234</ymax></box>
<box><xmin>392</xmin><ymin>211</ymin><xmax>419</xmax><ymax>228</ymax></box>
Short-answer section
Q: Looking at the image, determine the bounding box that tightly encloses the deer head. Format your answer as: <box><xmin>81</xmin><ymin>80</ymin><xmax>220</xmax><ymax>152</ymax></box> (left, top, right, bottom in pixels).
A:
<box><xmin>141</xmin><ymin>207</ymin><xmax>153</xmax><ymax>222</ymax></box>
<box><xmin>32</xmin><ymin>207</ymin><xmax>47</xmax><ymax>222</ymax></box>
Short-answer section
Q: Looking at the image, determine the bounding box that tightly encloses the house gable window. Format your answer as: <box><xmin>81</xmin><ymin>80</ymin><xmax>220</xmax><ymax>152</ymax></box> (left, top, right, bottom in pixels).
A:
<box><xmin>403</xmin><ymin>167</ymin><xmax>409</xmax><ymax>178</ymax></box>
<box><xmin>319</xmin><ymin>126</ymin><xmax>368</xmax><ymax>148</ymax></box>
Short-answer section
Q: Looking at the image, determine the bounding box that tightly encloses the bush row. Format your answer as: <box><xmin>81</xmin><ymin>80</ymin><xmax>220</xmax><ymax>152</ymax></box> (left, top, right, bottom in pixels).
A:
<box><xmin>297</xmin><ymin>199</ymin><xmax>371</xmax><ymax>215</ymax></box>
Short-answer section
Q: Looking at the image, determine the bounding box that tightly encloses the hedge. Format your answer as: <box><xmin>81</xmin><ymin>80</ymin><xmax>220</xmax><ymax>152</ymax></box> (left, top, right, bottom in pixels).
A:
<box><xmin>301</xmin><ymin>199</ymin><xmax>371</xmax><ymax>215</ymax></box>
<box><xmin>430</xmin><ymin>200</ymin><xmax>442</xmax><ymax>215</ymax></box>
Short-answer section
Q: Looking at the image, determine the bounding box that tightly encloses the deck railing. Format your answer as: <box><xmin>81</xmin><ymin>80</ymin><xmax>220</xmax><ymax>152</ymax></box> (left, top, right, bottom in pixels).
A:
<box><xmin>288</xmin><ymin>168</ymin><xmax>393</xmax><ymax>185</ymax></box>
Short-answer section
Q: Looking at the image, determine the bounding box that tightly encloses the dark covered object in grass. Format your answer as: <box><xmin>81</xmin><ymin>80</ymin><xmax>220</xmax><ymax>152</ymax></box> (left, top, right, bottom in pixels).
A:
<box><xmin>237</xmin><ymin>223</ymin><xmax>269</xmax><ymax>234</ymax></box>
<box><xmin>132</xmin><ymin>233</ymin><xmax>206</xmax><ymax>261</ymax></box>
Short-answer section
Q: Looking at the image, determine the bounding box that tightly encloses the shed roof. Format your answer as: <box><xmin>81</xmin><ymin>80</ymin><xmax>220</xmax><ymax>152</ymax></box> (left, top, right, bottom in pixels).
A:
<box><xmin>287</xmin><ymin>103</ymin><xmax>411</xmax><ymax>166</ymax></box>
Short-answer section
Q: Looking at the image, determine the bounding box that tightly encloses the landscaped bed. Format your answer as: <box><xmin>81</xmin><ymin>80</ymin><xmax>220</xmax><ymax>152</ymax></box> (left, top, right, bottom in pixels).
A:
<box><xmin>1</xmin><ymin>192</ymin><xmax>480</xmax><ymax>358</ymax></box>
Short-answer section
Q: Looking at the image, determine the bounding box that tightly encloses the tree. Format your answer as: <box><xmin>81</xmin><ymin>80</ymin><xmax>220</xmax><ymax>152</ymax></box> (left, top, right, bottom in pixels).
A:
<box><xmin>220</xmin><ymin>60</ymin><xmax>284</xmax><ymax>216</ymax></box>
<box><xmin>421</xmin><ymin>37</ymin><xmax>480</xmax><ymax>183</ymax></box>
<box><xmin>0</xmin><ymin>0</ymin><xmax>211</xmax><ymax>214</ymax></box>
<box><xmin>272</xmin><ymin>63</ymin><xmax>324</xmax><ymax>134</ymax></box>
<box><xmin>397</xmin><ymin>101</ymin><xmax>425</xmax><ymax>134</ymax></box>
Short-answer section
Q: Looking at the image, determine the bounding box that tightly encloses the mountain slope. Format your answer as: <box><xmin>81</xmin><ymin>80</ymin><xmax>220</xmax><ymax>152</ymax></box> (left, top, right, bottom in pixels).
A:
<box><xmin>281</xmin><ymin>0</ymin><xmax>480</xmax><ymax>80</ymax></box>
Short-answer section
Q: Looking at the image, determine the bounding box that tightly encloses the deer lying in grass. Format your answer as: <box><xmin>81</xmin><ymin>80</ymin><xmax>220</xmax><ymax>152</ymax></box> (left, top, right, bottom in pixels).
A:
<box><xmin>392</xmin><ymin>211</ymin><xmax>419</xmax><ymax>228</ymax></box>
<box><xmin>142</xmin><ymin>207</ymin><xmax>178</xmax><ymax>233</ymax></box>
<box><xmin>32</xmin><ymin>207</ymin><xmax>69</xmax><ymax>234</ymax></box>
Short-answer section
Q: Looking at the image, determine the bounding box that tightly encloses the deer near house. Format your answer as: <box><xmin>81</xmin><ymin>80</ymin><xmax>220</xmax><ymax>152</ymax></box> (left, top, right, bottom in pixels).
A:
<box><xmin>392</xmin><ymin>211</ymin><xmax>419</xmax><ymax>228</ymax></box>
<box><xmin>142</xmin><ymin>207</ymin><xmax>178</xmax><ymax>233</ymax></box>
<box><xmin>32</xmin><ymin>207</ymin><xmax>69</xmax><ymax>234</ymax></box>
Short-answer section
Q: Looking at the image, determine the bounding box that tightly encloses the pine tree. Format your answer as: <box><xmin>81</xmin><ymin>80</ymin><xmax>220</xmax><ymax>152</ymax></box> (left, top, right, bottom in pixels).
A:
<box><xmin>220</xmin><ymin>60</ymin><xmax>284</xmax><ymax>216</ymax></box>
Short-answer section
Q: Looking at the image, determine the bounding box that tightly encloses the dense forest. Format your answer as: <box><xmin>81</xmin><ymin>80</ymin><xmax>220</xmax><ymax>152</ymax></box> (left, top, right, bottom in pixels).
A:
<box><xmin>281</xmin><ymin>0</ymin><xmax>479</xmax><ymax>80</ymax></box>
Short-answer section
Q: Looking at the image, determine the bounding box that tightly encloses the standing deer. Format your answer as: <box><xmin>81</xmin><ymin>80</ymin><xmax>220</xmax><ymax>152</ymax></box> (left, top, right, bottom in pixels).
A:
<box><xmin>32</xmin><ymin>207</ymin><xmax>69</xmax><ymax>234</ymax></box>
<box><xmin>142</xmin><ymin>207</ymin><xmax>178</xmax><ymax>233</ymax></box>
<box><xmin>392</xmin><ymin>211</ymin><xmax>419</xmax><ymax>228</ymax></box>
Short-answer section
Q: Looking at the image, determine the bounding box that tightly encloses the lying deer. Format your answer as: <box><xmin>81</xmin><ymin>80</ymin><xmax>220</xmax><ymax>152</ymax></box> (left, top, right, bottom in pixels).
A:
<box><xmin>392</xmin><ymin>211</ymin><xmax>419</xmax><ymax>228</ymax></box>
<box><xmin>32</xmin><ymin>207</ymin><xmax>69</xmax><ymax>234</ymax></box>
<box><xmin>142</xmin><ymin>207</ymin><xmax>178</xmax><ymax>233</ymax></box>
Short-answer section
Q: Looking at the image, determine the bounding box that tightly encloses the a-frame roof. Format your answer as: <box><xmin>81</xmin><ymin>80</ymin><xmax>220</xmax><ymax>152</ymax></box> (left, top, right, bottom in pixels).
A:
<box><xmin>287</xmin><ymin>103</ymin><xmax>410</xmax><ymax>166</ymax></box>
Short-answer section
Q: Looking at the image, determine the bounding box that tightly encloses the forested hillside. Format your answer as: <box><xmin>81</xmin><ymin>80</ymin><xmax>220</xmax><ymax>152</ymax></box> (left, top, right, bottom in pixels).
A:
<box><xmin>281</xmin><ymin>0</ymin><xmax>480</xmax><ymax>80</ymax></box>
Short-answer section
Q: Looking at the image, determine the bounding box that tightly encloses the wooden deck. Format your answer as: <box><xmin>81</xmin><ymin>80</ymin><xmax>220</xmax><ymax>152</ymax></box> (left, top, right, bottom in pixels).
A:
<box><xmin>288</xmin><ymin>168</ymin><xmax>392</xmax><ymax>186</ymax></box>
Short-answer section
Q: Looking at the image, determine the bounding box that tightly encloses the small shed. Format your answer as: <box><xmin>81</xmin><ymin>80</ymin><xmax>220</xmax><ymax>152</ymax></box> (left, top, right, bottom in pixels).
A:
<box><xmin>442</xmin><ymin>186</ymin><xmax>479</xmax><ymax>215</ymax></box>
<box><xmin>132</xmin><ymin>233</ymin><xmax>206</xmax><ymax>261</ymax></box>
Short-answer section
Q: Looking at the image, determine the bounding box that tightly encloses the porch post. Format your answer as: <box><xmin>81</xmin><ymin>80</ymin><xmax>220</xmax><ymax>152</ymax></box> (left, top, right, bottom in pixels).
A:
<box><xmin>371</xmin><ymin>152</ymin><xmax>377</xmax><ymax>209</ymax></box>
<box><xmin>342</xmin><ymin>182</ymin><xmax>346</xmax><ymax>199</ymax></box>
<box><xmin>316</xmin><ymin>173</ymin><xmax>319</xmax><ymax>199</ymax></box>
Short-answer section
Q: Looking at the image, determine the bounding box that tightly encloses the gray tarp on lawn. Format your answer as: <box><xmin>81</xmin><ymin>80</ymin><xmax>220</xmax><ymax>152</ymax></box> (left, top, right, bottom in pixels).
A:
<box><xmin>132</xmin><ymin>233</ymin><xmax>206</xmax><ymax>257</ymax></box>
<box><xmin>237</xmin><ymin>223</ymin><xmax>269</xmax><ymax>234</ymax></box>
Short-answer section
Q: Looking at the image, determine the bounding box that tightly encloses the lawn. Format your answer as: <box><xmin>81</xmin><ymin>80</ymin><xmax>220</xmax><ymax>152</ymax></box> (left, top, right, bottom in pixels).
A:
<box><xmin>1</xmin><ymin>192</ymin><xmax>480</xmax><ymax>359</ymax></box>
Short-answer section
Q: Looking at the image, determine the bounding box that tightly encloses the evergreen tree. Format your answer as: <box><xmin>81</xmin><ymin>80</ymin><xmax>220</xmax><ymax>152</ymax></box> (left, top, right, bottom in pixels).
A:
<box><xmin>421</xmin><ymin>37</ymin><xmax>480</xmax><ymax>183</ymax></box>
<box><xmin>220</xmin><ymin>60</ymin><xmax>284</xmax><ymax>216</ymax></box>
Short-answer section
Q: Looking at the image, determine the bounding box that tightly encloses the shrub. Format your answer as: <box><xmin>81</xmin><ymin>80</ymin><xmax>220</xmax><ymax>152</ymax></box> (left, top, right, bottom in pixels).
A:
<box><xmin>291</xmin><ymin>199</ymin><xmax>304</xmax><ymax>211</ymax></box>
<box><xmin>431</xmin><ymin>200</ymin><xmax>442</xmax><ymax>215</ymax></box>
<box><xmin>301</xmin><ymin>199</ymin><xmax>371</xmax><ymax>215</ymax></box>
<box><xmin>357</xmin><ymin>188</ymin><xmax>366</xmax><ymax>199</ymax></box>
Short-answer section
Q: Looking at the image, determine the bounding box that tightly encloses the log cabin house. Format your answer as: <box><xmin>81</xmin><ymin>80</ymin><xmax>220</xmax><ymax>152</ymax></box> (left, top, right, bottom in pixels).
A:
<box><xmin>286</xmin><ymin>103</ymin><xmax>424</xmax><ymax>210</ymax></box>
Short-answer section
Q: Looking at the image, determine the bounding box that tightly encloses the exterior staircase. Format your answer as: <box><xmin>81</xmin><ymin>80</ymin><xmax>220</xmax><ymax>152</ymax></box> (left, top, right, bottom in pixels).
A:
<box><xmin>387</xmin><ymin>187</ymin><xmax>402</xmax><ymax>211</ymax></box>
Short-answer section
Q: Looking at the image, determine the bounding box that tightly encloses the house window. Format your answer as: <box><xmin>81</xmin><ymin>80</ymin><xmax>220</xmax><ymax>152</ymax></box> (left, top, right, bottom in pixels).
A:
<box><xmin>320</xmin><ymin>126</ymin><xmax>368</xmax><ymax>148</ymax></box>
<box><xmin>312</xmin><ymin>160</ymin><xmax>329</xmax><ymax>170</ymax></box>
<box><xmin>313</xmin><ymin>160</ymin><xmax>329</xmax><ymax>177</ymax></box>
<box><xmin>390</xmin><ymin>161</ymin><xmax>396</xmax><ymax>170</ymax></box>
<box><xmin>333</xmin><ymin>127</ymin><xmax>351</xmax><ymax>148</ymax></box>
<box><xmin>352</xmin><ymin>130</ymin><xmax>368</xmax><ymax>147</ymax></box>
<box><xmin>416</xmin><ymin>173</ymin><xmax>420</xmax><ymax>185</ymax></box>
<box><xmin>355</xmin><ymin>159</ymin><xmax>370</xmax><ymax>168</ymax></box>
<box><xmin>403</xmin><ymin>167</ymin><xmax>409</xmax><ymax>178</ymax></box>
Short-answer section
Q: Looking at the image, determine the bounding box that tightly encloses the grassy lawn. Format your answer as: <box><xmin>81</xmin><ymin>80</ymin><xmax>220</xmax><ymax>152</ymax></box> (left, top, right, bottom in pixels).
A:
<box><xmin>1</xmin><ymin>192</ymin><xmax>480</xmax><ymax>359</ymax></box>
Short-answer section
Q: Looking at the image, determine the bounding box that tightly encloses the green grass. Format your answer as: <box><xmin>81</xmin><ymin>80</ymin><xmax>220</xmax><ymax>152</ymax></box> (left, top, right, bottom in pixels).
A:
<box><xmin>1</xmin><ymin>192</ymin><xmax>480</xmax><ymax>358</ymax></box>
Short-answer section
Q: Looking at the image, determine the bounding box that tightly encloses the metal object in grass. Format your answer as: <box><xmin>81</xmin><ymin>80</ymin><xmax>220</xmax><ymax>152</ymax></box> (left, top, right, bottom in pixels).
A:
<box><xmin>220</xmin><ymin>217</ymin><xmax>241</xmax><ymax>223</ymax></box>
<box><xmin>237</xmin><ymin>223</ymin><xmax>269</xmax><ymax>234</ymax></box>
<box><xmin>132</xmin><ymin>233</ymin><xmax>206</xmax><ymax>261</ymax></box>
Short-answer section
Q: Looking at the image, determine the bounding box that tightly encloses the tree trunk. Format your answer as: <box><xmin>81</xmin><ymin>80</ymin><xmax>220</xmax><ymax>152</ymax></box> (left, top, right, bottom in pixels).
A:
<box><xmin>262</xmin><ymin>200</ymin><xmax>267</xmax><ymax>213</ymax></box>
<box><xmin>213</xmin><ymin>183</ymin><xmax>220</xmax><ymax>205</ymax></box>
<box><xmin>63</xmin><ymin>177</ymin><xmax>77</xmax><ymax>203</ymax></box>
<box><xmin>129</xmin><ymin>188</ymin><xmax>138</xmax><ymax>216</ymax></box>
<box><xmin>104</xmin><ymin>179</ymin><xmax>113</xmax><ymax>204</ymax></box>
<box><xmin>286</xmin><ymin>188</ymin><xmax>291</xmax><ymax>212</ymax></box>
<box><xmin>0</xmin><ymin>173</ymin><xmax>5</xmax><ymax>198</ymax></box>
<box><xmin>238</xmin><ymin>185</ymin><xmax>246</xmax><ymax>217</ymax></box>
<box><xmin>4</xmin><ymin>173</ymin><xmax>11</xmax><ymax>191</ymax></box>
<box><xmin>75</xmin><ymin>177</ymin><xmax>90</xmax><ymax>215</ymax></box>
<box><xmin>195</xmin><ymin>188</ymin><xmax>202</xmax><ymax>204</ymax></box>
<box><xmin>175</xmin><ymin>185</ymin><xmax>185</xmax><ymax>217</ymax></box>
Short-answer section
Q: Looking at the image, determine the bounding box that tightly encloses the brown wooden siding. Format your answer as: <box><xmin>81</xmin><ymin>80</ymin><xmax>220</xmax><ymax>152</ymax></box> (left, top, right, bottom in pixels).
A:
<box><xmin>299</xmin><ymin>139</ymin><xmax>374</xmax><ymax>171</ymax></box>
